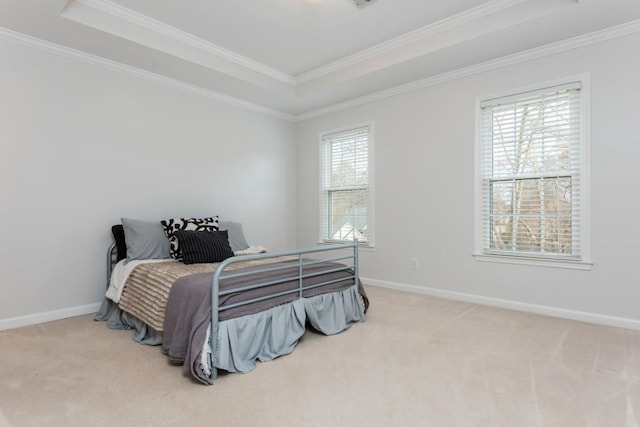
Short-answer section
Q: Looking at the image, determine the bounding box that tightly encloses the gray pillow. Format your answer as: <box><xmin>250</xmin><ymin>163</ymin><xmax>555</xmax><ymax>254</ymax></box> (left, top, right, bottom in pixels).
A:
<box><xmin>121</xmin><ymin>217</ymin><xmax>171</xmax><ymax>260</ymax></box>
<box><xmin>218</xmin><ymin>220</ymin><xmax>250</xmax><ymax>252</ymax></box>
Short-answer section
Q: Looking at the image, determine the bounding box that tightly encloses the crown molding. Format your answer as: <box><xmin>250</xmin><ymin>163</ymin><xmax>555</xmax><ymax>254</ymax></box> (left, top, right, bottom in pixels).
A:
<box><xmin>67</xmin><ymin>0</ymin><xmax>295</xmax><ymax>85</ymax></box>
<box><xmin>0</xmin><ymin>27</ymin><xmax>296</xmax><ymax>121</ymax></box>
<box><xmin>70</xmin><ymin>0</ymin><xmax>527</xmax><ymax>86</ymax></box>
<box><xmin>2</xmin><ymin>16</ymin><xmax>640</xmax><ymax>123</ymax></box>
<box><xmin>296</xmin><ymin>19</ymin><xmax>640</xmax><ymax>121</ymax></box>
<box><xmin>294</xmin><ymin>0</ymin><xmax>526</xmax><ymax>83</ymax></box>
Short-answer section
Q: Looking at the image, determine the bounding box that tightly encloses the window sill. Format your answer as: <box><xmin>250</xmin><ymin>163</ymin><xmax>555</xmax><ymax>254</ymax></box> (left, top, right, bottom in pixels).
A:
<box><xmin>473</xmin><ymin>253</ymin><xmax>593</xmax><ymax>270</ymax></box>
<box><xmin>318</xmin><ymin>240</ymin><xmax>375</xmax><ymax>252</ymax></box>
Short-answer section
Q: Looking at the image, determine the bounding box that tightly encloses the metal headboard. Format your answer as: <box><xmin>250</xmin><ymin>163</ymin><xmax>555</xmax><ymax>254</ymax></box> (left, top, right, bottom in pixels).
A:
<box><xmin>106</xmin><ymin>243</ymin><xmax>117</xmax><ymax>287</ymax></box>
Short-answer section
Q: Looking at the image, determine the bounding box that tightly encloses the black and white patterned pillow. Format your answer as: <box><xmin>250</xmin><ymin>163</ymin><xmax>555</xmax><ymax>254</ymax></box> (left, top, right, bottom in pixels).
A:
<box><xmin>160</xmin><ymin>216</ymin><xmax>219</xmax><ymax>259</ymax></box>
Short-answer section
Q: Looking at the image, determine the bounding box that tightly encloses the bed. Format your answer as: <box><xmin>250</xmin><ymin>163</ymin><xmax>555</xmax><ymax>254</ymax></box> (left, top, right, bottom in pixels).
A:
<box><xmin>96</xmin><ymin>217</ymin><xmax>369</xmax><ymax>384</ymax></box>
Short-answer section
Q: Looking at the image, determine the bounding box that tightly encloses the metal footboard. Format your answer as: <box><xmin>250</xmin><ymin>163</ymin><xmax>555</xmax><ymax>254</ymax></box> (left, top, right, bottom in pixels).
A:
<box><xmin>209</xmin><ymin>240</ymin><xmax>359</xmax><ymax>381</ymax></box>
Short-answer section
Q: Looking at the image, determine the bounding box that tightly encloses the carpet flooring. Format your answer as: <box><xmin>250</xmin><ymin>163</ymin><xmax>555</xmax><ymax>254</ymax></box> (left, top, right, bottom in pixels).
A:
<box><xmin>1</xmin><ymin>286</ymin><xmax>639</xmax><ymax>426</ymax></box>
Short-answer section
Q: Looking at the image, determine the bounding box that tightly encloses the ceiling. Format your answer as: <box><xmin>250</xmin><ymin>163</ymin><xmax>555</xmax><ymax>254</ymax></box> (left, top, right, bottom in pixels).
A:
<box><xmin>1</xmin><ymin>0</ymin><xmax>640</xmax><ymax>119</ymax></box>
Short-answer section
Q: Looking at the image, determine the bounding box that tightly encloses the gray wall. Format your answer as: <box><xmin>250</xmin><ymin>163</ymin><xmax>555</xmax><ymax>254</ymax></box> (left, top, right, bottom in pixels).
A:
<box><xmin>0</xmin><ymin>39</ymin><xmax>296</xmax><ymax>324</ymax></box>
<box><xmin>3</xmin><ymin>30</ymin><xmax>639</xmax><ymax>329</ymax></box>
<box><xmin>295</xmin><ymin>33</ymin><xmax>640</xmax><ymax>324</ymax></box>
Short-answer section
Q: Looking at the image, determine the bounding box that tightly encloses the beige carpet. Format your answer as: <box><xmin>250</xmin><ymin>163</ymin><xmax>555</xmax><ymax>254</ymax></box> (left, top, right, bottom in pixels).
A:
<box><xmin>1</xmin><ymin>286</ymin><xmax>639</xmax><ymax>427</ymax></box>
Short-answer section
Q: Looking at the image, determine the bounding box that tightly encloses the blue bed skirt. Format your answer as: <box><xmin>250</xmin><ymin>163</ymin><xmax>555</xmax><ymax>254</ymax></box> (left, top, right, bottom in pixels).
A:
<box><xmin>96</xmin><ymin>285</ymin><xmax>365</xmax><ymax>378</ymax></box>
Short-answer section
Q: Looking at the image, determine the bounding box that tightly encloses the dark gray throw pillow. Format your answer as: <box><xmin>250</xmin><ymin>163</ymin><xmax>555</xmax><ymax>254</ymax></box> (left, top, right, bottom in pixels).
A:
<box><xmin>111</xmin><ymin>224</ymin><xmax>127</xmax><ymax>261</ymax></box>
<box><xmin>175</xmin><ymin>229</ymin><xmax>234</xmax><ymax>264</ymax></box>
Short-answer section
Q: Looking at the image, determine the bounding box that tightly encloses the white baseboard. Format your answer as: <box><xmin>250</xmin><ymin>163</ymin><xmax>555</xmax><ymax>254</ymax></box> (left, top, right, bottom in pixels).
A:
<box><xmin>362</xmin><ymin>277</ymin><xmax>640</xmax><ymax>331</ymax></box>
<box><xmin>0</xmin><ymin>302</ymin><xmax>101</xmax><ymax>331</ymax></box>
<box><xmin>4</xmin><ymin>280</ymin><xmax>640</xmax><ymax>332</ymax></box>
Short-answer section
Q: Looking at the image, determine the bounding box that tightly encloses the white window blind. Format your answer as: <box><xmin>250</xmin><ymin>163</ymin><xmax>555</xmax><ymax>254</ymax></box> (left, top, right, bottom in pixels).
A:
<box><xmin>478</xmin><ymin>82</ymin><xmax>584</xmax><ymax>260</ymax></box>
<box><xmin>321</xmin><ymin>126</ymin><xmax>371</xmax><ymax>244</ymax></box>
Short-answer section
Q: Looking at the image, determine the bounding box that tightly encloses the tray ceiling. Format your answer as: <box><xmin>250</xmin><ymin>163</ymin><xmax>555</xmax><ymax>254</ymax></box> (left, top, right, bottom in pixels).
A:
<box><xmin>1</xmin><ymin>0</ymin><xmax>640</xmax><ymax>119</ymax></box>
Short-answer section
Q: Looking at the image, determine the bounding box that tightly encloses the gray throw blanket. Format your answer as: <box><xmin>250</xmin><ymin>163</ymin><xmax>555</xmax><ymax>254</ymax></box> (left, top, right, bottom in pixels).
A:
<box><xmin>162</xmin><ymin>259</ymin><xmax>369</xmax><ymax>384</ymax></box>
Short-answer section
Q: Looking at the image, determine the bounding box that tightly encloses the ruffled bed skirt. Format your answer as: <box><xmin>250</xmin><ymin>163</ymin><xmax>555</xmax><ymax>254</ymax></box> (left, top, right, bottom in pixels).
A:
<box><xmin>95</xmin><ymin>298</ymin><xmax>164</xmax><ymax>345</ymax></box>
<box><xmin>95</xmin><ymin>285</ymin><xmax>365</xmax><ymax>378</ymax></box>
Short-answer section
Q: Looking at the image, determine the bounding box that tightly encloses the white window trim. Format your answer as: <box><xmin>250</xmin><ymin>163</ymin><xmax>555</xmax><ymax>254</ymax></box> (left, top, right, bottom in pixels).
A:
<box><xmin>473</xmin><ymin>74</ymin><xmax>592</xmax><ymax>270</ymax></box>
<box><xmin>318</xmin><ymin>121</ymin><xmax>375</xmax><ymax>249</ymax></box>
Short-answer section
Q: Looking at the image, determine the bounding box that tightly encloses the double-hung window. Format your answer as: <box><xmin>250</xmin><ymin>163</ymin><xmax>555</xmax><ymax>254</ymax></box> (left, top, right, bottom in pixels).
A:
<box><xmin>475</xmin><ymin>78</ymin><xmax>591</xmax><ymax>269</ymax></box>
<box><xmin>320</xmin><ymin>124</ymin><xmax>373</xmax><ymax>246</ymax></box>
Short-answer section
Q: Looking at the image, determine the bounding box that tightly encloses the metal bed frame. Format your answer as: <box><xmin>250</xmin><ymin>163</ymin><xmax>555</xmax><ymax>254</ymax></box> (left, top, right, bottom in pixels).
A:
<box><xmin>106</xmin><ymin>243</ymin><xmax>117</xmax><ymax>286</ymax></box>
<box><xmin>105</xmin><ymin>240</ymin><xmax>360</xmax><ymax>382</ymax></box>
<box><xmin>209</xmin><ymin>240</ymin><xmax>359</xmax><ymax>381</ymax></box>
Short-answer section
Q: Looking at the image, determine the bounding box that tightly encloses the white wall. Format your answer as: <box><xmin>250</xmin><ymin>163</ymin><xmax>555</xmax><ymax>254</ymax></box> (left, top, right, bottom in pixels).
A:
<box><xmin>296</xmin><ymin>33</ymin><xmax>640</xmax><ymax>324</ymax></box>
<box><xmin>0</xmin><ymin>40</ymin><xmax>296</xmax><ymax>325</ymax></box>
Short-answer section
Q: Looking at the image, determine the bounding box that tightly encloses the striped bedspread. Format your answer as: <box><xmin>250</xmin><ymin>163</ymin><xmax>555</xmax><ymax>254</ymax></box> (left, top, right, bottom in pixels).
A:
<box><xmin>117</xmin><ymin>257</ymin><xmax>293</xmax><ymax>331</ymax></box>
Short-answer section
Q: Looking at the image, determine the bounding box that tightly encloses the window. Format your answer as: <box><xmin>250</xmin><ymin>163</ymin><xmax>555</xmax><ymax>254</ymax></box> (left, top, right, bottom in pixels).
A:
<box><xmin>475</xmin><ymin>79</ymin><xmax>590</xmax><ymax>268</ymax></box>
<box><xmin>320</xmin><ymin>124</ymin><xmax>373</xmax><ymax>246</ymax></box>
